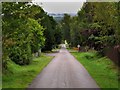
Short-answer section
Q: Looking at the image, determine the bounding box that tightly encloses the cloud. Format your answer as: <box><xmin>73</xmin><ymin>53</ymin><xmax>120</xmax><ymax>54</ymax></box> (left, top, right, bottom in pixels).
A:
<box><xmin>33</xmin><ymin>0</ymin><xmax>86</xmax><ymax>2</ymax></box>
<box><xmin>33</xmin><ymin>2</ymin><xmax>85</xmax><ymax>14</ymax></box>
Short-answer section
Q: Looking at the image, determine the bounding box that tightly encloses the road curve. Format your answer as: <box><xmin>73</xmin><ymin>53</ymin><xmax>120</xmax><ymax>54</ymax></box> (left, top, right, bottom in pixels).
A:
<box><xmin>28</xmin><ymin>48</ymin><xmax>100</xmax><ymax>88</ymax></box>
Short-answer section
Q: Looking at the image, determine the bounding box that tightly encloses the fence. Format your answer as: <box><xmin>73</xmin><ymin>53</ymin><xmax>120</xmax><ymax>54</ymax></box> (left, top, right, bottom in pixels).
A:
<box><xmin>104</xmin><ymin>45</ymin><xmax>120</xmax><ymax>67</ymax></box>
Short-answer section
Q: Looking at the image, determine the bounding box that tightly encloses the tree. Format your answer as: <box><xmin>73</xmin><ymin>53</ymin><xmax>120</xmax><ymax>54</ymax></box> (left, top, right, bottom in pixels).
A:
<box><xmin>36</xmin><ymin>10</ymin><xmax>61</xmax><ymax>51</ymax></box>
<box><xmin>60</xmin><ymin>2</ymin><xmax>119</xmax><ymax>55</ymax></box>
<box><xmin>61</xmin><ymin>14</ymin><xmax>71</xmax><ymax>43</ymax></box>
<box><xmin>2</xmin><ymin>2</ymin><xmax>45</xmax><ymax>68</ymax></box>
<box><xmin>54</xmin><ymin>23</ymin><xmax>62</xmax><ymax>46</ymax></box>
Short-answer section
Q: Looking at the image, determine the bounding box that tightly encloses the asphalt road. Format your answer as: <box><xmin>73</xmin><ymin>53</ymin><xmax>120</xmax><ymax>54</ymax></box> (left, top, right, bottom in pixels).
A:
<box><xmin>28</xmin><ymin>48</ymin><xmax>99</xmax><ymax>88</ymax></box>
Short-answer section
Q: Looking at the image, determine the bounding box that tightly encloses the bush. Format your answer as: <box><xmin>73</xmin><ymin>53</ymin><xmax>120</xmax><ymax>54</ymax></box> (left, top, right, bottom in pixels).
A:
<box><xmin>9</xmin><ymin>43</ymin><xmax>32</xmax><ymax>65</ymax></box>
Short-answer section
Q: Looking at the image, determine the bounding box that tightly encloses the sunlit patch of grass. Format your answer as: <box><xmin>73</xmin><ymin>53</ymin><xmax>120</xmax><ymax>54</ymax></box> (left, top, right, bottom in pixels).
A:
<box><xmin>2</xmin><ymin>54</ymin><xmax>53</xmax><ymax>88</ymax></box>
<box><xmin>72</xmin><ymin>51</ymin><xmax>119</xmax><ymax>89</ymax></box>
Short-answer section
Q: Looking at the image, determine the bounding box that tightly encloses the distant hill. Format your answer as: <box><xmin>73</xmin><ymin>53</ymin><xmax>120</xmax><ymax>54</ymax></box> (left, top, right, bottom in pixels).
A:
<box><xmin>48</xmin><ymin>13</ymin><xmax>77</xmax><ymax>22</ymax></box>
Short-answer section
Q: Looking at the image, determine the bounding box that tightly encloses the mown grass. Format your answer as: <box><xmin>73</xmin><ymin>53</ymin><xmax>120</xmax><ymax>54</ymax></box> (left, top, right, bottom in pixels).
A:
<box><xmin>71</xmin><ymin>51</ymin><xmax>119</xmax><ymax>89</ymax></box>
<box><xmin>2</xmin><ymin>54</ymin><xmax>53</xmax><ymax>89</ymax></box>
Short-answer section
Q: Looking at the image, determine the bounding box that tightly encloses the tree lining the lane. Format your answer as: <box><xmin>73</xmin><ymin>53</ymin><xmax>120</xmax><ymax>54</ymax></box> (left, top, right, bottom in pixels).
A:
<box><xmin>60</xmin><ymin>2</ymin><xmax>119</xmax><ymax>66</ymax></box>
<box><xmin>2</xmin><ymin>2</ymin><xmax>62</xmax><ymax>70</ymax></box>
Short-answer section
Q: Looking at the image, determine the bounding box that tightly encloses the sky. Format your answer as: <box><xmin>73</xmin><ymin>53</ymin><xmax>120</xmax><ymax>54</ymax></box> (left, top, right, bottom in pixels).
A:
<box><xmin>32</xmin><ymin>0</ymin><xmax>86</xmax><ymax>14</ymax></box>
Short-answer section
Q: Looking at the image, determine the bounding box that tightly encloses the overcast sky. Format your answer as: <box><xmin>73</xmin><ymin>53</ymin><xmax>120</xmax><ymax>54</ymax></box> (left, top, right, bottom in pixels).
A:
<box><xmin>32</xmin><ymin>0</ymin><xmax>86</xmax><ymax>14</ymax></box>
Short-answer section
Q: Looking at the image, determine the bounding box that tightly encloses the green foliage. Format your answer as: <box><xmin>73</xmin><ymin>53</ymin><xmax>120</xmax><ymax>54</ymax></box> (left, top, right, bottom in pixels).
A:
<box><xmin>2</xmin><ymin>2</ymin><xmax>45</xmax><ymax>67</ymax></box>
<box><xmin>79</xmin><ymin>2</ymin><xmax>118</xmax><ymax>46</ymax></box>
<box><xmin>2</xmin><ymin>2</ymin><xmax>62</xmax><ymax>69</ymax></box>
<box><xmin>70</xmin><ymin>17</ymin><xmax>81</xmax><ymax>46</ymax></box>
<box><xmin>61</xmin><ymin>2</ymin><xmax>119</xmax><ymax>54</ymax></box>
<box><xmin>34</xmin><ymin>8</ymin><xmax>62</xmax><ymax>51</ymax></box>
<box><xmin>61</xmin><ymin>14</ymin><xmax>71</xmax><ymax>43</ymax></box>
<box><xmin>9</xmin><ymin>43</ymin><xmax>32</xmax><ymax>65</ymax></box>
<box><xmin>54</xmin><ymin>24</ymin><xmax>62</xmax><ymax>45</ymax></box>
<box><xmin>27</xmin><ymin>18</ymin><xmax>45</xmax><ymax>53</ymax></box>
<box><xmin>39</xmin><ymin>14</ymin><xmax>62</xmax><ymax>51</ymax></box>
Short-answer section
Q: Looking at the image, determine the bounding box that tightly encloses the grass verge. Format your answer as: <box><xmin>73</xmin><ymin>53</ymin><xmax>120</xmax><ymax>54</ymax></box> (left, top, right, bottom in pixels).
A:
<box><xmin>71</xmin><ymin>51</ymin><xmax>119</xmax><ymax>89</ymax></box>
<box><xmin>2</xmin><ymin>53</ymin><xmax>53</xmax><ymax>88</ymax></box>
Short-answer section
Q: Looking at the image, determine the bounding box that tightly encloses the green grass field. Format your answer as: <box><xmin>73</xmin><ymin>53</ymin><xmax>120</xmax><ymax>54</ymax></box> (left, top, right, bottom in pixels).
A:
<box><xmin>72</xmin><ymin>51</ymin><xmax>119</xmax><ymax>89</ymax></box>
<box><xmin>2</xmin><ymin>54</ymin><xmax>53</xmax><ymax>88</ymax></box>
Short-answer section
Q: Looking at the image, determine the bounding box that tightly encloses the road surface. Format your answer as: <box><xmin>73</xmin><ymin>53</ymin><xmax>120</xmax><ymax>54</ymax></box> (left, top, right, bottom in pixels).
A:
<box><xmin>28</xmin><ymin>48</ymin><xmax>99</xmax><ymax>88</ymax></box>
